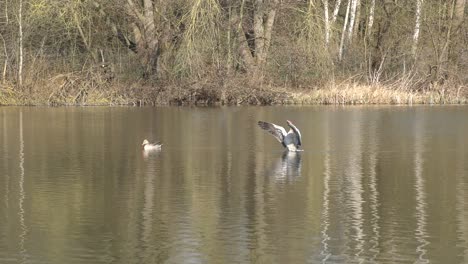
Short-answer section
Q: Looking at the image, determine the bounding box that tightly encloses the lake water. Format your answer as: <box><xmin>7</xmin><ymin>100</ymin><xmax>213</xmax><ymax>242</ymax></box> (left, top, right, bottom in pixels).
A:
<box><xmin>0</xmin><ymin>106</ymin><xmax>467</xmax><ymax>263</ymax></box>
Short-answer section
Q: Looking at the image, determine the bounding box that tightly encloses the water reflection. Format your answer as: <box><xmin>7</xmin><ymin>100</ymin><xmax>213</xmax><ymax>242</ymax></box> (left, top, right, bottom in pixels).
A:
<box><xmin>413</xmin><ymin>112</ymin><xmax>429</xmax><ymax>263</ymax></box>
<box><xmin>367</xmin><ymin>116</ymin><xmax>381</xmax><ymax>262</ymax></box>
<box><xmin>320</xmin><ymin>130</ymin><xmax>331</xmax><ymax>263</ymax></box>
<box><xmin>142</xmin><ymin>148</ymin><xmax>162</xmax><ymax>160</ymax></box>
<box><xmin>344</xmin><ymin>110</ymin><xmax>365</xmax><ymax>262</ymax></box>
<box><xmin>456</xmin><ymin>118</ymin><xmax>468</xmax><ymax>263</ymax></box>
<box><xmin>18</xmin><ymin>111</ymin><xmax>28</xmax><ymax>264</ymax></box>
<box><xmin>268</xmin><ymin>151</ymin><xmax>302</xmax><ymax>182</ymax></box>
<box><xmin>140</xmin><ymin>149</ymin><xmax>157</xmax><ymax>262</ymax></box>
<box><xmin>457</xmin><ymin>167</ymin><xmax>468</xmax><ymax>263</ymax></box>
<box><xmin>2</xmin><ymin>109</ymin><xmax>10</xmax><ymax>211</ymax></box>
<box><xmin>0</xmin><ymin>106</ymin><xmax>467</xmax><ymax>264</ymax></box>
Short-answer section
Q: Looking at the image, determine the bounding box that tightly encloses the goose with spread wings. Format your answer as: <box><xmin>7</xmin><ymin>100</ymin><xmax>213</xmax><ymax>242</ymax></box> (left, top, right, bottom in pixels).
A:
<box><xmin>258</xmin><ymin>120</ymin><xmax>302</xmax><ymax>151</ymax></box>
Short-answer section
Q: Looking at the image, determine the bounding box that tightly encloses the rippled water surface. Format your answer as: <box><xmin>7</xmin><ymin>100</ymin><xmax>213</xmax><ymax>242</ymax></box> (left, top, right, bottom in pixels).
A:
<box><xmin>1</xmin><ymin>106</ymin><xmax>468</xmax><ymax>263</ymax></box>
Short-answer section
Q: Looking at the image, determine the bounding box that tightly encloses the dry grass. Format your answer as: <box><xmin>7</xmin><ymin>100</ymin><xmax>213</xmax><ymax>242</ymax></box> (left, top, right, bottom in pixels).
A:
<box><xmin>0</xmin><ymin>86</ymin><xmax>25</xmax><ymax>105</ymax></box>
<box><xmin>1</xmin><ymin>76</ymin><xmax>467</xmax><ymax>106</ymax></box>
<box><xmin>289</xmin><ymin>82</ymin><xmax>468</xmax><ymax>105</ymax></box>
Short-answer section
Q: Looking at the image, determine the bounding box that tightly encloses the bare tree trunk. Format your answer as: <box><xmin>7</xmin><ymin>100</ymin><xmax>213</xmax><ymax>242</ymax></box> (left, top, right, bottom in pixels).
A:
<box><xmin>331</xmin><ymin>0</ymin><xmax>342</xmax><ymax>23</ymax></box>
<box><xmin>322</xmin><ymin>0</ymin><xmax>330</xmax><ymax>46</ymax></box>
<box><xmin>125</xmin><ymin>0</ymin><xmax>162</xmax><ymax>78</ymax></box>
<box><xmin>323</xmin><ymin>0</ymin><xmax>342</xmax><ymax>48</ymax></box>
<box><xmin>142</xmin><ymin>0</ymin><xmax>157</xmax><ymax>47</ymax></box>
<box><xmin>254</xmin><ymin>0</ymin><xmax>279</xmax><ymax>68</ymax></box>
<box><xmin>262</xmin><ymin>0</ymin><xmax>278</xmax><ymax>59</ymax></box>
<box><xmin>353</xmin><ymin>0</ymin><xmax>361</xmax><ymax>38</ymax></box>
<box><xmin>254</xmin><ymin>0</ymin><xmax>266</xmax><ymax>65</ymax></box>
<box><xmin>2</xmin><ymin>0</ymin><xmax>8</xmax><ymax>24</ymax></box>
<box><xmin>18</xmin><ymin>0</ymin><xmax>23</xmax><ymax>87</ymax></box>
<box><xmin>234</xmin><ymin>0</ymin><xmax>255</xmax><ymax>70</ymax></box>
<box><xmin>367</xmin><ymin>0</ymin><xmax>376</xmax><ymax>36</ymax></box>
<box><xmin>347</xmin><ymin>0</ymin><xmax>359</xmax><ymax>41</ymax></box>
<box><xmin>365</xmin><ymin>0</ymin><xmax>376</xmax><ymax>81</ymax></box>
<box><xmin>235</xmin><ymin>0</ymin><xmax>279</xmax><ymax>76</ymax></box>
<box><xmin>227</xmin><ymin>5</ymin><xmax>233</xmax><ymax>72</ymax></box>
<box><xmin>91</xmin><ymin>1</ymin><xmax>137</xmax><ymax>52</ymax></box>
<box><xmin>412</xmin><ymin>0</ymin><xmax>424</xmax><ymax>58</ymax></box>
<box><xmin>448</xmin><ymin>0</ymin><xmax>466</xmax><ymax>67</ymax></box>
<box><xmin>339</xmin><ymin>0</ymin><xmax>351</xmax><ymax>60</ymax></box>
<box><xmin>0</xmin><ymin>35</ymin><xmax>7</xmax><ymax>84</ymax></box>
<box><xmin>439</xmin><ymin>0</ymin><xmax>456</xmax><ymax>67</ymax></box>
<box><xmin>454</xmin><ymin>0</ymin><xmax>466</xmax><ymax>23</ymax></box>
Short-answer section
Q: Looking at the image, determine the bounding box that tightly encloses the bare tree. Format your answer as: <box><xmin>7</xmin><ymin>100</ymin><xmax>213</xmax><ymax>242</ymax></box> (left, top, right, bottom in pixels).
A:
<box><xmin>437</xmin><ymin>0</ymin><xmax>458</xmax><ymax>75</ymax></box>
<box><xmin>412</xmin><ymin>0</ymin><xmax>423</xmax><ymax>58</ymax></box>
<box><xmin>125</xmin><ymin>0</ymin><xmax>161</xmax><ymax>77</ymax></box>
<box><xmin>176</xmin><ymin>0</ymin><xmax>222</xmax><ymax>76</ymax></box>
<box><xmin>0</xmin><ymin>34</ymin><xmax>7</xmax><ymax>83</ymax></box>
<box><xmin>18</xmin><ymin>0</ymin><xmax>23</xmax><ymax>87</ymax></box>
<box><xmin>0</xmin><ymin>0</ymin><xmax>466</xmax><ymax>97</ymax></box>
<box><xmin>331</xmin><ymin>0</ymin><xmax>342</xmax><ymax>23</ymax></box>
<box><xmin>322</xmin><ymin>0</ymin><xmax>330</xmax><ymax>46</ymax></box>
<box><xmin>235</xmin><ymin>0</ymin><xmax>280</xmax><ymax>77</ymax></box>
<box><xmin>352</xmin><ymin>0</ymin><xmax>361</xmax><ymax>39</ymax></box>
<box><xmin>367</xmin><ymin>0</ymin><xmax>375</xmax><ymax>36</ymax></box>
<box><xmin>448</xmin><ymin>0</ymin><xmax>466</xmax><ymax>68</ymax></box>
<box><xmin>347</xmin><ymin>0</ymin><xmax>359</xmax><ymax>41</ymax></box>
<box><xmin>323</xmin><ymin>0</ymin><xmax>342</xmax><ymax>47</ymax></box>
<box><xmin>0</xmin><ymin>1</ymin><xmax>9</xmax><ymax>83</ymax></box>
<box><xmin>338</xmin><ymin>0</ymin><xmax>351</xmax><ymax>61</ymax></box>
<box><xmin>112</xmin><ymin>0</ymin><xmax>187</xmax><ymax>79</ymax></box>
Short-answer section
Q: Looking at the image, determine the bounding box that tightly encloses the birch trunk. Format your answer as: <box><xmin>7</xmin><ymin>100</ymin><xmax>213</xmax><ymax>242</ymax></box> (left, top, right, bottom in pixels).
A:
<box><xmin>18</xmin><ymin>0</ymin><xmax>23</xmax><ymax>87</ymax></box>
<box><xmin>322</xmin><ymin>0</ymin><xmax>330</xmax><ymax>46</ymax></box>
<box><xmin>347</xmin><ymin>0</ymin><xmax>359</xmax><ymax>41</ymax></box>
<box><xmin>353</xmin><ymin>0</ymin><xmax>361</xmax><ymax>38</ymax></box>
<box><xmin>412</xmin><ymin>0</ymin><xmax>423</xmax><ymax>57</ymax></box>
<box><xmin>367</xmin><ymin>0</ymin><xmax>375</xmax><ymax>36</ymax></box>
<box><xmin>1</xmin><ymin>35</ymin><xmax>7</xmax><ymax>83</ymax></box>
<box><xmin>331</xmin><ymin>0</ymin><xmax>342</xmax><ymax>23</ymax></box>
<box><xmin>339</xmin><ymin>0</ymin><xmax>351</xmax><ymax>60</ymax></box>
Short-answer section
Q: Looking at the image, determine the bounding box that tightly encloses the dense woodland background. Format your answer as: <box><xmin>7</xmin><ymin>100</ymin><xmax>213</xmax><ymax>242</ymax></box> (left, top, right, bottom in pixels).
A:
<box><xmin>0</xmin><ymin>0</ymin><xmax>466</xmax><ymax>105</ymax></box>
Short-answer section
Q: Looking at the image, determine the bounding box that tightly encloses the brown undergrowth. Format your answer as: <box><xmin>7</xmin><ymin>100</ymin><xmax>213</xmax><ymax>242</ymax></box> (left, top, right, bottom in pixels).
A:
<box><xmin>0</xmin><ymin>74</ymin><xmax>467</xmax><ymax>106</ymax></box>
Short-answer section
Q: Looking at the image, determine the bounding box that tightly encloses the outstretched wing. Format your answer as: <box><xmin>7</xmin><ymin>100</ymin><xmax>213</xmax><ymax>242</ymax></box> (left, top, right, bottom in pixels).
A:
<box><xmin>258</xmin><ymin>121</ymin><xmax>287</xmax><ymax>145</ymax></box>
<box><xmin>287</xmin><ymin>121</ymin><xmax>302</xmax><ymax>147</ymax></box>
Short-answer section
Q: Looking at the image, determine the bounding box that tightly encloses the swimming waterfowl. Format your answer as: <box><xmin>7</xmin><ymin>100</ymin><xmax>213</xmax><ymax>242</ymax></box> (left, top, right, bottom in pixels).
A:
<box><xmin>142</xmin><ymin>139</ymin><xmax>162</xmax><ymax>151</ymax></box>
<box><xmin>258</xmin><ymin>120</ymin><xmax>302</xmax><ymax>152</ymax></box>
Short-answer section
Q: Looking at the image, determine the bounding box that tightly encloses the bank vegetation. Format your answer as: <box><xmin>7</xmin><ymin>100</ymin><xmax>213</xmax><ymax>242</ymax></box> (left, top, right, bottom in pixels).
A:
<box><xmin>0</xmin><ymin>0</ymin><xmax>467</xmax><ymax>105</ymax></box>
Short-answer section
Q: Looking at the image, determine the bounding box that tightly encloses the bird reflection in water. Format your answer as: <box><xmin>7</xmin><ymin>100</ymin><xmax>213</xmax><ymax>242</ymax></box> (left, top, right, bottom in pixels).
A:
<box><xmin>268</xmin><ymin>151</ymin><xmax>302</xmax><ymax>182</ymax></box>
<box><xmin>142</xmin><ymin>148</ymin><xmax>162</xmax><ymax>160</ymax></box>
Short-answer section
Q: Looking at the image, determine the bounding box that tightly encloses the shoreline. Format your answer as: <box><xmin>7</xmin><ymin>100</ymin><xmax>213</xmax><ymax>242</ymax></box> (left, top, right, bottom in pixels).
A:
<box><xmin>1</xmin><ymin>81</ymin><xmax>467</xmax><ymax>106</ymax></box>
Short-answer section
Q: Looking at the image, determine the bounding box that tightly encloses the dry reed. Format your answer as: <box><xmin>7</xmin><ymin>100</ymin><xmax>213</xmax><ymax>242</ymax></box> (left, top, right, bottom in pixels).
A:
<box><xmin>1</xmin><ymin>75</ymin><xmax>467</xmax><ymax>106</ymax></box>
